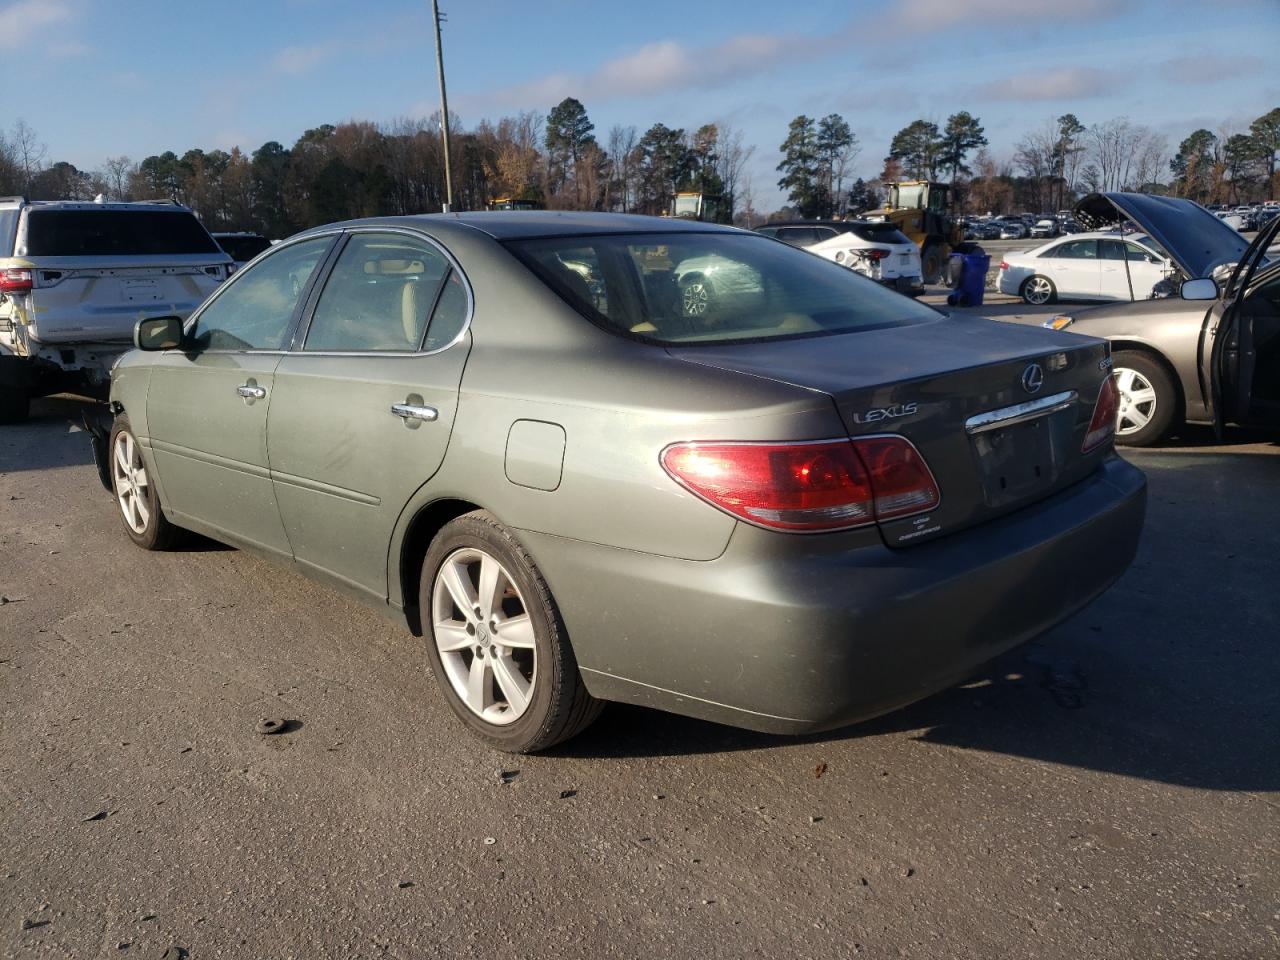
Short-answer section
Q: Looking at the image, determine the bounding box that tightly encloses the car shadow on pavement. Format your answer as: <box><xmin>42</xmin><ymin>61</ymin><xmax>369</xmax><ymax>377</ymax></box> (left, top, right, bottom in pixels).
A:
<box><xmin>559</xmin><ymin>448</ymin><xmax>1279</xmax><ymax>793</ymax></box>
<box><xmin>0</xmin><ymin>396</ymin><xmax>101</xmax><ymax>473</ymax></box>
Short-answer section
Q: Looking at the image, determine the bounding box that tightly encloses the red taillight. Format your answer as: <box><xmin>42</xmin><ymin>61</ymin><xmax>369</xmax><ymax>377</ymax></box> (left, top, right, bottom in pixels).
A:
<box><xmin>851</xmin><ymin>436</ymin><xmax>942</xmax><ymax>519</ymax></box>
<box><xmin>861</xmin><ymin>248</ymin><xmax>891</xmax><ymax>261</ymax></box>
<box><xmin>661</xmin><ymin>437</ymin><xmax>940</xmax><ymax>533</ymax></box>
<box><xmin>1083</xmin><ymin>374</ymin><xmax>1119</xmax><ymax>452</ymax></box>
<box><xmin>998</xmin><ymin>260</ymin><xmax>1009</xmax><ymax>271</ymax></box>
<box><xmin>0</xmin><ymin>268</ymin><xmax>32</xmax><ymax>294</ymax></box>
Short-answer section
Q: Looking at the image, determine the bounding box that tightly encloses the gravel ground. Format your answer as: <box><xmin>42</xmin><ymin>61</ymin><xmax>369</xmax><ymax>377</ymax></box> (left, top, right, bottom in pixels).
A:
<box><xmin>1</xmin><ymin>397</ymin><xmax>1277</xmax><ymax>959</ymax></box>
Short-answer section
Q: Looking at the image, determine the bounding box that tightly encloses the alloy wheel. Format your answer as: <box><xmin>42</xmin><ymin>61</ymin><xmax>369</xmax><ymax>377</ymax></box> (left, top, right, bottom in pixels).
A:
<box><xmin>1114</xmin><ymin>367</ymin><xmax>1158</xmax><ymax>437</ymax></box>
<box><xmin>681</xmin><ymin>281</ymin><xmax>710</xmax><ymax>317</ymax></box>
<box><xmin>112</xmin><ymin>431</ymin><xmax>150</xmax><ymax>535</ymax></box>
<box><xmin>1023</xmin><ymin>276</ymin><xmax>1053</xmax><ymax>305</ymax></box>
<box><xmin>432</xmin><ymin>548</ymin><xmax>537</xmax><ymax>726</ymax></box>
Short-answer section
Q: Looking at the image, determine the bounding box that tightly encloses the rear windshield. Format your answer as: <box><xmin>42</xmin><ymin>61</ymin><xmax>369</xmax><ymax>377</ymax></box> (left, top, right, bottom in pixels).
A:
<box><xmin>842</xmin><ymin>223</ymin><xmax>912</xmax><ymax>245</ymax></box>
<box><xmin>215</xmin><ymin>234</ymin><xmax>272</xmax><ymax>262</ymax></box>
<box><xmin>23</xmin><ymin>209</ymin><xmax>222</xmax><ymax>257</ymax></box>
<box><xmin>507</xmin><ymin>231</ymin><xmax>937</xmax><ymax>345</ymax></box>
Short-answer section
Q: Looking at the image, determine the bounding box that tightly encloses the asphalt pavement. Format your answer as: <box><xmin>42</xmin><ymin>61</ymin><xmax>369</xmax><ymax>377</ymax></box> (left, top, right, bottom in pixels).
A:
<box><xmin>2</xmin><ymin>396</ymin><xmax>1277</xmax><ymax>959</ymax></box>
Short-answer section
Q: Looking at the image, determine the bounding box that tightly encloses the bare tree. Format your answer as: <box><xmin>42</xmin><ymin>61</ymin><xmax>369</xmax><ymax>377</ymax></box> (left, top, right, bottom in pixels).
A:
<box><xmin>102</xmin><ymin>156</ymin><xmax>135</xmax><ymax>200</ymax></box>
<box><xmin>10</xmin><ymin>119</ymin><xmax>46</xmax><ymax>189</ymax></box>
<box><xmin>1087</xmin><ymin>118</ymin><xmax>1161</xmax><ymax>192</ymax></box>
<box><xmin>714</xmin><ymin>123</ymin><xmax>755</xmax><ymax>221</ymax></box>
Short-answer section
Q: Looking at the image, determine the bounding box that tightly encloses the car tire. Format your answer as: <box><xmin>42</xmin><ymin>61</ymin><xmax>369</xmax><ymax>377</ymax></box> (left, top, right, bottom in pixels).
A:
<box><xmin>0</xmin><ymin>385</ymin><xmax>30</xmax><ymax>424</ymax></box>
<box><xmin>921</xmin><ymin>242</ymin><xmax>945</xmax><ymax>285</ymax></box>
<box><xmin>108</xmin><ymin>416</ymin><xmax>185</xmax><ymax>550</ymax></box>
<box><xmin>1021</xmin><ymin>275</ymin><xmax>1056</xmax><ymax>305</ymax></box>
<box><xmin>679</xmin><ymin>275</ymin><xmax>713</xmax><ymax>318</ymax></box>
<box><xmin>420</xmin><ymin>511</ymin><xmax>603</xmax><ymax>753</ymax></box>
<box><xmin>1111</xmin><ymin>351</ymin><xmax>1177</xmax><ymax>447</ymax></box>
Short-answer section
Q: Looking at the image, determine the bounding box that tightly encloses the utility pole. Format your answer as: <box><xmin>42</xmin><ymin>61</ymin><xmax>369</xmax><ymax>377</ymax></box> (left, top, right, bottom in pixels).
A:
<box><xmin>431</xmin><ymin>0</ymin><xmax>453</xmax><ymax>212</ymax></box>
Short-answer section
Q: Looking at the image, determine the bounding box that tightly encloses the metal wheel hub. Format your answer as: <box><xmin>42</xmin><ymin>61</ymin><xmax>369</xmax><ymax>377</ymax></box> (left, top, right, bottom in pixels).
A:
<box><xmin>682</xmin><ymin>282</ymin><xmax>709</xmax><ymax>317</ymax></box>
<box><xmin>1113</xmin><ymin>366</ymin><xmax>1158</xmax><ymax>436</ymax></box>
<box><xmin>432</xmin><ymin>547</ymin><xmax>537</xmax><ymax>726</ymax></box>
<box><xmin>112</xmin><ymin>432</ymin><xmax>151</xmax><ymax>535</ymax></box>
<box><xmin>1025</xmin><ymin>277</ymin><xmax>1052</xmax><ymax>304</ymax></box>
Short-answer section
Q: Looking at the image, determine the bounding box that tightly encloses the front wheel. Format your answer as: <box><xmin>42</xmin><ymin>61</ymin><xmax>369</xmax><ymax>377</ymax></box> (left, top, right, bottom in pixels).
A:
<box><xmin>1112</xmin><ymin>351</ymin><xmax>1177</xmax><ymax>447</ymax></box>
<box><xmin>679</xmin><ymin>276</ymin><xmax>713</xmax><ymax>318</ymax></box>
<box><xmin>421</xmin><ymin>511</ymin><xmax>603</xmax><ymax>753</ymax></box>
<box><xmin>108</xmin><ymin>416</ymin><xmax>185</xmax><ymax>549</ymax></box>
<box><xmin>1021</xmin><ymin>274</ymin><xmax>1056</xmax><ymax>305</ymax></box>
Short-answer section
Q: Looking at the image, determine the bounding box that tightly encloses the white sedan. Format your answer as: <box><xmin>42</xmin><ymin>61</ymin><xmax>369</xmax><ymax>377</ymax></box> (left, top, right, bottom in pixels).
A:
<box><xmin>996</xmin><ymin>231</ymin><xmax>1171</xmax><ymax>305</ymax></box>
<box><xmin>806</xmin><ymin>227</ymin><xmax>924</xmax><ymax>295</ymax></box>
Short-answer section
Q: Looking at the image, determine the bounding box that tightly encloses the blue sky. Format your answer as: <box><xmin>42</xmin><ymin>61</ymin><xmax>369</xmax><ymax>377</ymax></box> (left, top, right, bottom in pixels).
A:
<box><xmin>3</xmin><ymin>0</ymin><xmax>1278</xmax><ymax>208</ymax></box>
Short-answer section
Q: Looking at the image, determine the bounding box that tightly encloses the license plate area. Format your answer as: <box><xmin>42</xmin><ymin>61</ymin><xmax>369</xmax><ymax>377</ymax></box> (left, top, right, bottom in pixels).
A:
<box><xmin>120</xmin><ymin>278</ymin><xmax>162</xmax><ymax>302</ymax></box>
<box><xmin>969</xmin><ymin>413</ymin><xmax>1073</xmax><ymax>508</ymax></box>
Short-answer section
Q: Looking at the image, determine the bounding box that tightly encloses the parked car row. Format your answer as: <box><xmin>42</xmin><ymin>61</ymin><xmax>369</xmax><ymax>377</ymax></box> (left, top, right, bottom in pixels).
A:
<box><xmin>755</xmin><ymin>220</ymin><xmax>925</xmax><ymax>295</ymax></box>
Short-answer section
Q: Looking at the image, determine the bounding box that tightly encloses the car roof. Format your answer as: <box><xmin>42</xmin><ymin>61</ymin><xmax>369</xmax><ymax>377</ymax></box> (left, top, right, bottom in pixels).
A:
<box><xmin>0</xmin><ymin>198</ymin><xmax>196</xmax><ymax>213</ymax></box>
<box><xmin>299</xmin><ymin>211</ymin><xmax>743</xmax><ymax>242</ymax></box>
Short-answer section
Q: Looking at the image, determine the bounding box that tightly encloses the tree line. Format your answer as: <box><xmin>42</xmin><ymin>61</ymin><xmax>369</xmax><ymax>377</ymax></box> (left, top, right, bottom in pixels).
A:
<box><xmin>2</xmin><ymin>102</ymin><xmax>1278</xmax><ymax>233</ymax></box>
<box><xmin>0</xmin><ymin>101</ymin><xmax>753</xmax><ymax>237</ymax></box>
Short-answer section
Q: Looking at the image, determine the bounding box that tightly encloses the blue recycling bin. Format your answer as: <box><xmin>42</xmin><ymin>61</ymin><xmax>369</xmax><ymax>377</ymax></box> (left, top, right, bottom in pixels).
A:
<box><xmin>946</xmin><ymin>253</ymin><xmax>991</xmax><ymax>308</ymax></box>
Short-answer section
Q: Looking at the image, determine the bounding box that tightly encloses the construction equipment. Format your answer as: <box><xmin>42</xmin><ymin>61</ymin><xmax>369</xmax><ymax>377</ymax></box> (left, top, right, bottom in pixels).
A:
<box><xmin>670</xmin><ymin>192</ymin><xmax>728</xmax><ymax>224</ymax></box>
<box><xmin>487</xmin><ymin>197</ymin><xmax>543</xmax><ymax>211</ymax></box>
<box><xmin>866</xmin><ymin>181</ymin><xmax>970</xmax><ymax>284</ymax></box>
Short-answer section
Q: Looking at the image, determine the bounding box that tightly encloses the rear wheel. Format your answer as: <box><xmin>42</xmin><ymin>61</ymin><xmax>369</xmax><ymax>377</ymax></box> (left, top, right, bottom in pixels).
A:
<box><xmin>1112</xmin><ymin>351</ymin><xmax>1177</xmax><ymax>447</ymax></box>
<box><xmin>921</xmin><ymin>242</ymin><xmax>946</xmax><ymax>285</ymax></box>
<box><xmin>421</xmin><ymin>511</ymin><xmax>602</xmax><ymax>753</ymax></box>
<box><xmin>109</xmin><ymin>416</ymin><xmax>184</xmax><ymax>549</ymax></box>
<box><xmin>0</xmin><ymin>385</ymin><xmax>29</xmax><ymax>424</ymax></box>
<box><xmin>1021</xmin><ymin>275</ymin><xmax>1056</xmax><ymax>305</ymax></box>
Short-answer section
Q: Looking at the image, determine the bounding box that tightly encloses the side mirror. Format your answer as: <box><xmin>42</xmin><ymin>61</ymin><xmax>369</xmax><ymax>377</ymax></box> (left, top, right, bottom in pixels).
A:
<box><xmin>1180</xmin><ymin>278</ymin><xmax>1218</xmax><ymax>301</ymax></box>
<box><xmin>134</xmin><ymin>315</ymin><xmax>184</xmax><ymax>351</ymax></box>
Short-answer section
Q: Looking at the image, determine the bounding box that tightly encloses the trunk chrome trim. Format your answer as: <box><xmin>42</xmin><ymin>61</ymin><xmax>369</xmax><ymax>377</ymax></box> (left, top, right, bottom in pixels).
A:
<box><xmin>964</xmin><ymin>390</ymin><xmax>1078</xmax><ymax>435</ymax></box>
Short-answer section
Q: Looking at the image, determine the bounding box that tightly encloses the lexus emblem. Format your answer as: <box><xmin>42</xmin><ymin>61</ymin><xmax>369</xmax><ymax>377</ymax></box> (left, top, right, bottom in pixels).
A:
<box><xmin>1021</xmin><ymin>363</ymin><xmax>1045</xmax><ymax>394</ymax></box>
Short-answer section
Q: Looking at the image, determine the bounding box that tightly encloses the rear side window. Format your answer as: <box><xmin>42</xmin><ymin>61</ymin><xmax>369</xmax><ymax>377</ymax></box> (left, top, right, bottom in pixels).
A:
<box><xmin>0</xmin><ymin>209</ymin><xmax>18</xmax><ymax>254</ymax></box>
<box><xmin>23</xmin><ymin>209</ymin><xmax>222</xmax><ymax>256</ymax></box>
<box><xmin>508</xmin><ymin>231</ymin><xmax>938</xmax><ymax>346</ymax></box>
<box><xmin>304</xmin><ymin>233</ymin><xmax>454</xmax><ymax>352</ymax></box>
<box><xmin>1049</xmin><ymin>240</ymin><xmax>1098</xmax><ymax>260</ymax></box>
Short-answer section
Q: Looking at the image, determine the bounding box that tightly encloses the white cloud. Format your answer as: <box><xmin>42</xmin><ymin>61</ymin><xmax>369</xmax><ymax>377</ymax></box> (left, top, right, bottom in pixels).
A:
<box><xmin>889</xmin><ymin>0</ymin><xmax>1116</xmax><ymax>30</ymax></box>
<box><xmin>0</xmin><ymin>0</ymin><xmax>73</xmax><ymax>49</ymax></box>
<box><xmin>974</xmin><ymin>67</ymin><xmax>1118</xmax><ymax>102</ymax></box>
<box><xmin>271</xmin><ymin>42</ymin><xmax>334</xmax><ymax>76</ymax></box>
<box><xmin>1157</xmin><ymin>53</ymin><xmax>1265</xmax><ymax>84</ymax></box>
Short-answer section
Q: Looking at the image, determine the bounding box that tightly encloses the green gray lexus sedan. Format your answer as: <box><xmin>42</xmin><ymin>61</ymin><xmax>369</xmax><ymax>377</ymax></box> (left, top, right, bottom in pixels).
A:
<box><xmin>95</xmin><ymin>212</ymin><xmax>1147</xmax><ymax>752</ymax></box>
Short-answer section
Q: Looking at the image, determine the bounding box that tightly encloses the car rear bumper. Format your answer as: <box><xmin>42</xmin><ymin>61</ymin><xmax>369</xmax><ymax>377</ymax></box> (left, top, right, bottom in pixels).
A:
<box><xmin>521</xmin><ymin>455</ymin><xmax>1146</xmax><ymax>734</ymax></box>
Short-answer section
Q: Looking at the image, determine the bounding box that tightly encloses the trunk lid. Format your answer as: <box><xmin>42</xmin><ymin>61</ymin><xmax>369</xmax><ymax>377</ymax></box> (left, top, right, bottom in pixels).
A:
<box><xmin>667</xmin><ymin>315</ymin><xmax>1113</xmax><ymax>547</ymax></box>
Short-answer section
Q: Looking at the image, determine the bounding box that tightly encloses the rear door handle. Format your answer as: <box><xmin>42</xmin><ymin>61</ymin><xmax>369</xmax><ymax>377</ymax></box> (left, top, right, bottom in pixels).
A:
<box><xmin>390</xmin><ymin>402</ymin><xmax>438</xmax><ymax>422</ymax></box>
<box><xmin>236</xmin><ymin>383</ymin><xmax>266</xmax><ymax>400</ymax></box>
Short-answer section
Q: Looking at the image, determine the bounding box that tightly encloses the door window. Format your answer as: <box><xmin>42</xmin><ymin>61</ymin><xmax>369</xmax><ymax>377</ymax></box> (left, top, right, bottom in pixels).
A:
<box><xmin>304</xmin><ymin>233</ymin><xmax>454</xmax><ymax>352</ymax></box>
<box><xmin>189</xmin><ymin>236</ymin><xmax>331</xmax><ymax>351</ymax></box>
<box><xmin>1049</xmin><ymin>240</ymin><xmax>1098</xmax><ymax>260</ymax></box>
<box><xmin>1101</xmin><ymin>239</ymin><xmax>1158</xmax><ymax>262</ymax></box>
<box><xmin>776</xmin><ymin>227</ymin><xmax>819</xmax><ymax>247</ymax></box>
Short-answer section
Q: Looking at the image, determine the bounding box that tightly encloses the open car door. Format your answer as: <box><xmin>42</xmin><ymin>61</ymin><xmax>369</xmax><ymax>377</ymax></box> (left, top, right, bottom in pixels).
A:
<box><xmin>1202</xmin><ymin>214</ymin><xmax>1280</xmax><ymax>435</ymax></box>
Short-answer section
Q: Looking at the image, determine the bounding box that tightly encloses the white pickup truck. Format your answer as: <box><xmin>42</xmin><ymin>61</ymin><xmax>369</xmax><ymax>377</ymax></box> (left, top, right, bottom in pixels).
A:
<box><xmin>0</xmin><ymin>197</ymin><xmax>232</xmax><ymax>422</ymax></box>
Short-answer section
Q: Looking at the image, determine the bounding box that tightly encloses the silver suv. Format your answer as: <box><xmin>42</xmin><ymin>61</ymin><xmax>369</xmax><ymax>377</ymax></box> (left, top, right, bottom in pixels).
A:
<box><xmin>0</xmin><ymin>197</ymin><xmax>232</xmax><ymax>422</ymax></box>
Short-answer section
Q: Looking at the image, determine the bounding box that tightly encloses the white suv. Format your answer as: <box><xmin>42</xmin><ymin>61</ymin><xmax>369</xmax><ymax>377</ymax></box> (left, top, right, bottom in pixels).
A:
<box><xmin>0</xmin><ymin>197</ymin><xmax>232</xmax><ymax>422</ymax></box>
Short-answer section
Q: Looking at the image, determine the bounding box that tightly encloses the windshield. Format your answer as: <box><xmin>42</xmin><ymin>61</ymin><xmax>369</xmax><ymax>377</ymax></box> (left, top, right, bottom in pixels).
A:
<box><xmin>844</xmin><ymin>223</ymin><xmax>912</xmax><ymax>244</ymax></box>
<box><xmin>507</xmin><ymin>232</ymin><xmax>937</xmax><ymax>345</ymax></box>
<box><xmin>24</xmin><ymin>209</ymin><xmax>222</xmax><ymax>257</ymax></box>
<box><xmin>215</xmin><ymin>234</ymin><xmax>271</xmax><ymax>262</ymax></box>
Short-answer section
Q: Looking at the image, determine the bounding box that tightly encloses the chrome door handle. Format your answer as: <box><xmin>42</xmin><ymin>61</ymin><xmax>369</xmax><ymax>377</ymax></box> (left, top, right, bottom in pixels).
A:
<box><xmin>236</xmin><ymin>384</ymin><xmax>266</xmax><ymax>400</ymax></box>
<box><xmin>390</xmin><ymin>402</ymin><xmax>438</xmax><ymax>422</ymax></box>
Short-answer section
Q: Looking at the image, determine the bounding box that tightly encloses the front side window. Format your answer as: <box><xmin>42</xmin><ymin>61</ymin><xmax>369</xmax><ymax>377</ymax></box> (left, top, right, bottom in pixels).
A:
<box><xmin>304</xmin><ymin>233</ymin><xmax>454</xmax><ymax>352</ymax></box>
<box><xmin>508</xmin><ymin>231</ymin><xmax>938</xmax><ymax>345</ymax></box>
<box><xmin>189</xmin><ymin>236</ymin><xmax>331</xmax><ymax>351</ymax></box>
